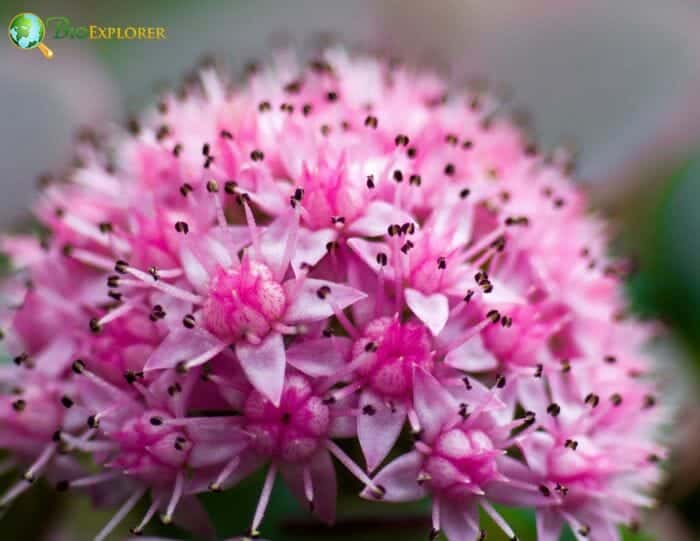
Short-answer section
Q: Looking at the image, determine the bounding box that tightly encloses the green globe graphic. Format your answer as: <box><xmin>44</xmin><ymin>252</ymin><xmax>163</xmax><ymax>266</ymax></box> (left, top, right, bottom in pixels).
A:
<box><xmin>8</xmin><ymin>12</ymin><xmax>45</xmax><ymax>50</ymax></box>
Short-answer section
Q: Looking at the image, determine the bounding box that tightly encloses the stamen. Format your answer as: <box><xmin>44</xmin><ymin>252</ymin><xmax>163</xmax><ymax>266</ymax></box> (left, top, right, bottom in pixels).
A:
<box><xmin>161</xmin><ymin>471</ymin><xmax>185</xmax><ymax>524</ymax></box>
<box><xmin>210</xmin><ymin>456</ymin><xmax>241</xmax><ymax>491</ymax></box>
<box><xmin>251</xmin><ymin>464</ymin><xmax>277</xmax><ymax>534</ymax></box>
<box><xmin>481</xmin><ymin>501</ymin><xmax>516</xmax><ymax>539</ymax></box>
<box><xmin>131</xmin><ymin>495</ymin><xmax>162</xmax><ymax>535</ymax></box>
<box><xmin>327</xmin><ymin>441</ymin><xmax>377</xmax><ymax>491</ymax></box>
<box><xmin>303</xmin><ymin>466</ymin><xmax>314</xmax><ymax>508</ymax></box>
<box><xmin>94</xmin><ymin>487</ymin><xmax>146</xmax><ymax>541</ymax></box>
<box><xmin>123</xmin><ymin>265</ymin><xmax>202</xmax><ymax>304</ymax></box>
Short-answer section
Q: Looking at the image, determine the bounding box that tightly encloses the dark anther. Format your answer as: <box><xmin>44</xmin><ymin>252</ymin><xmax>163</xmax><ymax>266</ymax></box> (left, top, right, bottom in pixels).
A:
<box><xmin>174</xmin><ymin>436</ymin><xmax>187</xmax><ymax>451</ymax></box>
<box><xmin>366</xmin><ymin>175</ymin><xmax>375</xmax><ymax>189</ymax></box>
<box><xmin>12</xmin><ymin>399</ymin><xmax>26</xmax><ymax>412</ymax></box>
<box><xmin>539</xmin><ymin>485</ymin><xmax>551</xmax><ymax>497</ymax></box>
<box><xmin>127</xmin><ymin>118</ymin><xmax>140</xmax><ymax>135</ymax></box>
<box><xmin>547</xmin><ymin>403</ymin><xmax>561</xmax><ymax>417</ymax></box>
<box><xmin>604</xmin><ymin>355</ymin><xmax>617</xmax><ymax>364</ymax></box>
<box><xmin>534</xmin><ymin>364</ymin><xmax>544</xmax><ymax>378</ymax></box>
<box><xmin>156</xmin><ymin>125</ymin><xmax>170</xmax><ymax>141</ymax></box>
<box><xmin>409</xmin><ymin>174</ymin><xmax>422</xmax><ymax>186</ymax></box>
<box><xmin>13</xmin><ymin>352</ymin><xmax>29</xmax><ymax>366</ymax></box>
<box><xmin>459</xmin><ymin>403</ymin><xmax>469</xmax><ymax>418</ymax></box>
<box><xmin>565</xmin><ymin>439</ymin><xmax>579</xmax><ymax>450</ymax></box>
<box><xmin>584</xmin><ymin>393</ymin><xmax>600</xmax><ymax>407</ymax></box>
<box><xmin>393</xmin><ymin>169</ymin><xmax>404</xmax><ymax>183</ymax></box>
<box><xmin>206</xmin><ymin>180</ymin><xmax>219</xmax><ymax>193</ymax></box>
<box><xmin>179</xmin><ymin>182</ymin><xmax>193</xmax><ymax>197</ymax></box>
<box><xmin>444</xmin><ymin>163</ymin><xmax>455</xmax><ymax>176</ymax></box>
<box><xmin>437</xmin><ymin>257</ymin><xmax>447</xmax><ymax>269</ymax></box>
<box><xmin>98</xmin><ymin>222</ymin><xmax>113</xmax><ymax>234</ymax></box>
<box><xmin>395</xmin><ymin>134</ymin><xmax>409</xmax><ymax>146</ymax></box>
<box><xmin>407</xmin><ymin>147</ymin><xmax>417</xmax><ymax>158</ymax></box>
<box><xmin>445</xmin><ymin>134</ymin><xmax>458</xmax><ymax>145</ymax></box>
<box><xmin>183</xmin><ymin>314</ymin><xmax>196</xmax><ymax>329</ymax></box>
<box><xmin>401</xmin><ymin>241</ymin><xmax>414</xmax><ymax>254</ymax></box>
<box><xmin>250</xmin><ymin>149</ymin><xmax>265</xmax><ymax>161</ymax></box>
<box><xmin>496</xmin><ymin>375</ymin><xmax>506</xmax><ymax>388</ymax></box>
<box><xmin>487</xmin><ymin>309</ymin><xmax>501</xmax><ymax>324</ymax></box>
<box><xmin>460</xmin><ymin>188</ymin><xmax>470</xmax><ymax>198</ymax></box>
<box><xmin>376</xmin><ymin>253</ymin><xmax>388</xmax><ymax>266</ymax></box>
<box><xmin>203</xmin><ymin>156</ymin><xmax>214</xmax><ymax>168</ymax></box>
<box><xmin>643</xmin><ymin>395</ymin><xmax>657</xmax><ymax>409</ymax></box>
<box><xmin>364</xmin><ymin>115</ymin><xmax>378</xmax><ymax>129</ymax></box>
<box><xmin>284</xmin><ymin>80</ymin><xmax>302</xmax><ymax>93</ymax></box>
<box><xmin>610</xmin><ymin>393</ymin><xmax>623</xmax><ymax>406</ymax></box>
<box><xmin>220</xmin><ymin>130</ymin><xmax>233</xmax><ymax>139</ymax></box>
<box><xmin>175</xmin><ymin>221</ymin><xmax>189</xmax><ymax>234</ymax></box>
<box><xmin>293</xmin><ymin>187</ymin><xmax>304</xmax><ymax>201</ymax></box>
<box><xmin>72</xmin><ymin>359</ymin><xmax>86</xmax><ymax>374</ymax></box>
<box><xmin>257</xmin><ymin>101</ymin><xmax>271</xmax><ymax>112</ymax></box>
<box><xmin>462</xmin><ymin>376</ymin><xmax>473</xmax><ymax>390</ymax></box>
<box><xmin>326</xmin><ymin>91</ymin><xmax>339</xmax><ymax>102</ymax></box>
<box><xmin>89</xmin><ymin>318</ymin><xmax>102</xmax><ymax>334</ymax></box>
<box><xmin>302</xmin><ymin>104</ymin><xmax>313</xmax><ymax>116</ymax></box>
<box><xmin>114</xmin><ymin>260</ymin><xmax>129</xmax><ymax>274</ymax></box>
<box><xmin>362</xmin><ymin>405</ymin><xmax>376</xmax><ymax>416</ymax></box>
<box><xmin>173</xmin><ymin>143</ymin><xmax>183</xmax><ymax>157</ymax></box>
<box><xmin>224</xmin><ymin>181</ymin><xmax>237</xmax><ymax>194</ymax></box>
<box><xmin>364</xmin><ymin>341</ymin><xmax>378</xmax><ymax>353</ymax></box>
<box><xmin>150</xmin><ymin>416</ymin><xmax>163</xmax><ymax>426</ymax></box>
<box><xmin>61</xmin><ymin>396</ymin><xmax>74</xmax><ymax>408</ymax></box>
<box><xmin>87</xmin><ymin>415</ymin><xmax>99</xmax><ymax>428</ymax></box>
<box><xmin>316</xmin><ymin>285</ymin><xmax>331</xmax><ymax>299</ymax></box>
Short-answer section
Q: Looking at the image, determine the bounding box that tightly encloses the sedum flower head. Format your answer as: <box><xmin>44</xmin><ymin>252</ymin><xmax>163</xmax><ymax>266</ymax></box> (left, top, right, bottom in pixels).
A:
<box><xmin>0</xmin><ymin>48</ymin><xmax>667</xmax><ymax>541</ymax></box>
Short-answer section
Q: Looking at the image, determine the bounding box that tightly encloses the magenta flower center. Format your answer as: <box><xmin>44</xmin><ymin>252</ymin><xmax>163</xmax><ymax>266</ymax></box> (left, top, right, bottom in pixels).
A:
<box><xmin>202</xmin><ymin>260</ymin><xmax>287</xmax><ymax>341</ymax></box>
<box><xmin>353</xmin><ymin>317</ymin><xmax>433</xmax><ymax>398</ymax></box>
<box><xmin>423</xmin><ymin>427</ymin><xmax>499</xmax><ymax>499</ymax></box>
<box><xmin>111</xmin><ymin>411</ymin><xmax>190</xmax><ymax>484</ymax></box>
<box><xmin>244</xmin><ymin>375</ymin><xmax>331</xmax><ymax>463</ymax></box>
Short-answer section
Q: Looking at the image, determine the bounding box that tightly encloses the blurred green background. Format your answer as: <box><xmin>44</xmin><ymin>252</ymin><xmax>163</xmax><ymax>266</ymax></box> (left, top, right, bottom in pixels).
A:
<box><xmin>1</xmin><ymin>1</ymin><xmax>700</xmax><ymax>539</ymax></box>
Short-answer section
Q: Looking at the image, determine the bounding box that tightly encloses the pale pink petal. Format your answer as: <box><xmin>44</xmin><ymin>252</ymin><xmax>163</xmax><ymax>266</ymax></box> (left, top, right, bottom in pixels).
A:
<box><xmin>34</xmin><ymin>336</ymin><xmax>76</xmax><ymax>377</ymax></box>
<box><xmin>259</xmin><ymin>212</ymin><xmax>296</xmax><ymax>277</ymax></box>
<box><xmin>292</xmin><ymin>228</ymin><xmax>337</xmax><ymax>275</ymax></box>
<box><xmin>346</xmin><ymin>237</ymin><xmax>395</xmax><ymax>279</ymax></box>
<box><xmin>412</xmin><ymin>367</ymin><xmax>459</xmax><ymax>442</ymax></box>
<box><xmin>360</xmin><ymin>451</ymin><xmax>426</xmax><ymax>502</ymax></box>
<box><xmin>404</xmin><ymin>288</ymin><xmax>449</xmax><ymax>336</ymax></box>
<box><xmin>284</xmin><ymin>278</ymin><xmax>366</xmax><ymax>323</ymax></box>
<box><xmin>518</xmin><ymin>431</ymin><xmax>556</xmax><ymax>478</ymax></box>
<box><xmin>440</xmin><ymin>499</ymin><xmax>480</xmax><ymax>541</ymax></box>
<box><xmin>281</xmin><ymin>449</ymin><xmax>337</xmax><ymax>525</ymax></box>
<box><xmin>145</xmin><ymin>328</ymin><xmax>225</xmax><ymax>371</ymax></box>
<box><xmin>348</xmin><ymin>201</ymin><xmax>417</xmax><ymax>237</ymax></box>
<box><xmin>444</xmin><ymin>335</ymin><xmax>498</xmax><ymax>372</ymax></box>
<box><xmin>358</xmin><ymin>391</ymin><xmax>407</xmax><ymax>472</ymax></box>
<box><xmin>537</xmin><ymin>509</ymin><xmax>564</xmax><ymax>541</ymax></box>
<box><xmin>286</xmin><ymin>337</ymin><xmax>352</xmax><ymax>377</ymax></box>
<box><xmin>236</xmin><ymin>332</ymin><xmax>286</xmax><ymax>406</ymax></box>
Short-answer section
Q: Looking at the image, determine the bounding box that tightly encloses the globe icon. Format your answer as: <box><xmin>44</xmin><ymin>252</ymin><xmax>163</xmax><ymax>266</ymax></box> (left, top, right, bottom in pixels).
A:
<box><xmin>8</xmin><ymin>12</ymin><xmax>53</xmax><ymax>58</ymax></box>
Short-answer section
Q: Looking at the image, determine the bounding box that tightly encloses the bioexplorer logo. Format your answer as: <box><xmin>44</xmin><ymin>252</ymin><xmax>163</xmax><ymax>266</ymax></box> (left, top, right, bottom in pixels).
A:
<box><xmin>8</xmin><ymin>13</ymin><xmax>167</xmax><ymax>59</ymax></box>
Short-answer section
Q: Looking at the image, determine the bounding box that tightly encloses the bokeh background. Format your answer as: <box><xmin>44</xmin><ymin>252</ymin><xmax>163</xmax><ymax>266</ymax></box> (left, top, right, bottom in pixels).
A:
<box><xmin>1</xmin><ymin>1</ymin><xmax>700</xmax><ymax>539</ymax></box>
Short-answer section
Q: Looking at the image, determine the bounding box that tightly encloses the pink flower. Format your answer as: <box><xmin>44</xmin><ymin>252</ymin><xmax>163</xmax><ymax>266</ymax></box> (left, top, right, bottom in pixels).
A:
<box><xmin>0</xmin><ymin>48</ymin><xmax>668</xmax><ymax>540</ymax></box>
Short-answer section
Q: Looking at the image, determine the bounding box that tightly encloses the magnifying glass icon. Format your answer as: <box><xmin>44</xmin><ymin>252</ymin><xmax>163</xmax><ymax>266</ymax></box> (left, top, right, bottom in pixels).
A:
<box><xmin>8</xmin><ymin>12</ymin><xmax>54</xmax><ymax>59</ymax></box>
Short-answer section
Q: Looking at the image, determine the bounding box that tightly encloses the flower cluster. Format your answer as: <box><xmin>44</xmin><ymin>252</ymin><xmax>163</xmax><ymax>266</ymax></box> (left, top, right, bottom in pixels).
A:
<box><xmin>0</xmin><ymin>49</ymin><xmax>666</xmax><ymax>541</ymax></box>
